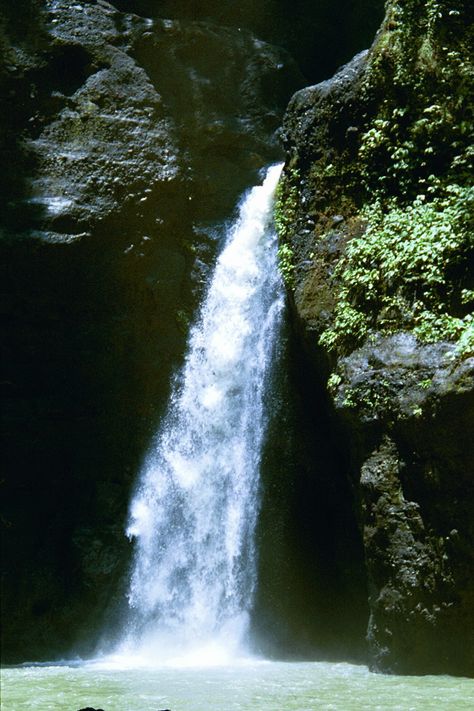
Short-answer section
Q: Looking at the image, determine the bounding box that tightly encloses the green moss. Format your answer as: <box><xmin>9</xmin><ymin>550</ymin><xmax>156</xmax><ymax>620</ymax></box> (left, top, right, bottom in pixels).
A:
<box><xmin>176</xmin><ymin>309</ymin><xmax>191</xmax><ymax>333</ymax></box>
<box><xmin>274</xmin><ymin>168</ymin><xmax>299</xmax><ymax>240</ymax></box>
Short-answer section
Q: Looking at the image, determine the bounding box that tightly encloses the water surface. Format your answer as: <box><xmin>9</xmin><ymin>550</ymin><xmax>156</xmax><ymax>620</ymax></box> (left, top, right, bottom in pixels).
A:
<box><xmin>3</xmin><ymin>660</ymin><xmax>473</xmax><ymax>710</ymax></box>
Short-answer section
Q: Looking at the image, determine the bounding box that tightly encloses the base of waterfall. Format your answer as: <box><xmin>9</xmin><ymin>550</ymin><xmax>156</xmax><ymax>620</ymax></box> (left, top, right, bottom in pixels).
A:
<box><xmin>103</xmin><ymin>611</ymin><xmax>254</xmax><ymax>668</ymax></box>
<box><xmin>93</xmin><ymin>646</ymin><xmax>258</xmax><ymax>670</ymax></box>
<box><xmin>3</xmin><ymin>660</ymin><xmax>473</xmax><ymax>710</ymax></box>
<box><xmin>88</xmin><ymin>641</ymin><xmax>262</xmax><ymax>670</ymax></box>
<box><xmin>96</xmin><ymin>639</ymin><xmax>258</xmax><ymax>671</ymax></box>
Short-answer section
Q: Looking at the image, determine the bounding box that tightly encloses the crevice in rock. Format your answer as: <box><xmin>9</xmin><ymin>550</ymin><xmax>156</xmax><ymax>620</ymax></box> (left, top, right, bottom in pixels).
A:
<box><xmin>253</xmin><ymin>309</ymin><xmax>369</xmax><ymax>662</ymax></box>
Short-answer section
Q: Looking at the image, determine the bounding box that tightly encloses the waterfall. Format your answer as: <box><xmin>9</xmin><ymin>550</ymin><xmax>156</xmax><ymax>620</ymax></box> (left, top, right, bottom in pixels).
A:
<box><xmin>120</xmin><ymin>164</ymin><xmax>284</xmax><ymax>665</ymax></box>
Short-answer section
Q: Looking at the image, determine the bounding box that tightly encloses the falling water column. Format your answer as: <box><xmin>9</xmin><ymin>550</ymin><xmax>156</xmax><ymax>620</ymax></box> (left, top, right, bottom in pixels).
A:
<box><xmin>121</xmin><ymin>164</ymin><xmax>284</xmax><ymax>663</ymax></box>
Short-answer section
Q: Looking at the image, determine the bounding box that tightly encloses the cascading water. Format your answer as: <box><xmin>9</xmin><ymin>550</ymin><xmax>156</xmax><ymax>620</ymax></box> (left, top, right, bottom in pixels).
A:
<box><xmin>117</xmin><ymin>164</ymin><xmax>285</xmax><ymax>664</ymax></box>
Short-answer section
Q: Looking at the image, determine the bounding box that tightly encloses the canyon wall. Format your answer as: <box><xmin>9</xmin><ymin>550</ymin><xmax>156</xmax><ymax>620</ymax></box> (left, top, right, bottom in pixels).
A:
<box><xmin>11</xmin><ymin>0</ymin><xmax>473</xmax><ymax>677</ymax></box>
<box><xmin>1</xmin><ymin>0</ymin><xmax>382</xmax><ymax>662</ymax></box>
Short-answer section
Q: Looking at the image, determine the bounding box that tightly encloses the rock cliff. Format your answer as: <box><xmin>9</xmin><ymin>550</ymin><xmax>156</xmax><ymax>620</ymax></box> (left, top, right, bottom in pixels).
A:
<box><xmin>280</xmin><ymin>0</ymin><xmax>474</xmax><ymax>675</ymax></box>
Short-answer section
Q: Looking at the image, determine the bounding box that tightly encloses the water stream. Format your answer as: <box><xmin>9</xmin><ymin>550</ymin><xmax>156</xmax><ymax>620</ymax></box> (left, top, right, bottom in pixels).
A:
<box><xmin>116</xmin><ymin>164</ymin><xmax>284</xmax><ymax>664</ymax></box>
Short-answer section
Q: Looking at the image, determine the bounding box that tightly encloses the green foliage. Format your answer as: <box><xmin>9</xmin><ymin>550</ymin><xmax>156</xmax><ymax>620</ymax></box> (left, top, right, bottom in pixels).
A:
<box><xmin>301</xmin><ymin>1</ymin><xmax>473</xmax><ymax>224</ymax></box>
<box><xmin>418</xmin><ymin>378</ymin><xmax>433</xmax><ymax>390</ymax></box>
<box><xmin>327</xmin><ymin>372</ymin><xmax>342</xmax><ymax>394</ymax></box>
<box><xmin>319</xmin><ymin>185</ymin><xmax>474</xmax><ymax>355</ymax></box>
<box><xmin>277</xmin><ymin>242</ymin><xmax>295</xmax><ymax>289</ymax></box>
<box><xmin>356</xmin><ymin>0</ymin><xmax>474</xmax><ymax>201</ymax></box>
<box><xmin>285</xmin><ymin>1</ymin><xmax>474</xmax><ymax>365</ymax></box>
<box><xmin>274</xmin><ymin>169</ymin><xmax>299</xmax><ymax>288</ymax></box>
<box><xmin>274</xmin><ymin>169</ymin><xmax>299</xmax><ymax>240</ymax></box>
<box><xmin>456</xmin><ymin>319</ymin><xmax>474</xmax><ymax>357</ymax></box>
<box><xmin>319</xmin><ymin>303</ymin><xmax>369</xmax><ymax>352</ymax></box>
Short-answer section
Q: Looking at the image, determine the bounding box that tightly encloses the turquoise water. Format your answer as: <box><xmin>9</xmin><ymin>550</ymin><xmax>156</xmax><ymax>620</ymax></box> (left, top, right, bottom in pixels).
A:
<box><xmin>2</xmin><ymin>661</ymin><xmax>473</xmax><ymax>710</ymax></box>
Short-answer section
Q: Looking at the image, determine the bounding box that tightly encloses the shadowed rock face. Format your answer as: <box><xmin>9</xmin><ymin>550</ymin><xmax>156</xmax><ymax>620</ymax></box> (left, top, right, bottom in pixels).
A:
<box><xmin>111</xmin><ymin>0</ymin><xmax>384</xmax><ymax>83</ymax></box>
<box><xmin>253</xmin><ymin>315</ymin><xmax>369</xmax><ymax>663</ymax></box>
<box><xmin>1</xmin><ymin>0</ymin><xmax>305</xmax><ymax>661</ymax></box>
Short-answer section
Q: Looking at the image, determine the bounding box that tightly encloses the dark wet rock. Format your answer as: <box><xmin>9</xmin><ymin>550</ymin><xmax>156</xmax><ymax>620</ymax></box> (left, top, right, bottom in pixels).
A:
<box><xmin>110</xmin><ymin>1</ymin><xmax>384</xmax><ymax>84</ymax></box>
<box><xmin>281</xmin><ymin>48</ymin><xmax>369</xmax><ymax>168</ymax></box>
<box><xmin>333</xmin><ymin>334</ymin><xmax>474</xmax><ymax>423</ymax></box>
<box><xmin>360</xmin><ymin>434</ymin><xmax>474</xmax><ymax>675</ymax></box>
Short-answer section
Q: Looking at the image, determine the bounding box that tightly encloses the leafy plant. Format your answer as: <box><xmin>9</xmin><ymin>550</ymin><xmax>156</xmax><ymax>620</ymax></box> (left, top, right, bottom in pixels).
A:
<box><xmin>274</xmin><ymin>169</ymin><xmax>299</xmax><ymax>288</ymax></box>
<box><xmin>319</xmin><ymin>185</ymin><xmax>474</xmax><ymax>354</ymax></box>
<box><xmin>277</xmin><ymin>242</ymin><xmax>295</xmax><ymax>289</ymax></box>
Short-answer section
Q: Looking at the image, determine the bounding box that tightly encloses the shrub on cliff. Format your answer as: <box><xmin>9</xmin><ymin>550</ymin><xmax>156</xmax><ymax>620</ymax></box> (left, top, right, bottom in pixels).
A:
<box><xmin>320</xmin><ymin>184</ymin><xmax>474</xmax><ymax>355</ymax></box>
<box><xmin>280</xmin><ymin>0</ymin><xmax>474</xmax><ymax>360</ymax></box>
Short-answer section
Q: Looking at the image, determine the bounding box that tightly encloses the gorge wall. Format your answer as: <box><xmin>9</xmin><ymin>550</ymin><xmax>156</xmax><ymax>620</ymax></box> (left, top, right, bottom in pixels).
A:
<box><xmin>1</xmin><ymin>0</ymin><xmax>382</xmax><ymax>662</ymax></box>
<box><xmin>279</xmin><ymin>0</ymin><xmax>473</xmax><ymax>675</ymax></box>
<box><xmin>3</xmin><ymin>0</ymin><xmax>472</xmax><ymax>679</ymax></box>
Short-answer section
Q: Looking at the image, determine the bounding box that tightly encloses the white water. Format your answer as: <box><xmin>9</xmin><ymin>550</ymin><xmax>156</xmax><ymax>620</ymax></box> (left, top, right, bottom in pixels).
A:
<box><xmin>116</xmin><ymin>164</ymin><xmax>284</xmax><ymax>664</ymax></box>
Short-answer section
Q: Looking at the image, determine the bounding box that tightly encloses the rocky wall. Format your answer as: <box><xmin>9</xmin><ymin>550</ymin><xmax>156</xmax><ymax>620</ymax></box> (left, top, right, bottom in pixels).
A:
<box><xmin>279</xmin><ymin>0</ymin><xmax>474</xmax><ymax>676</ymax></box>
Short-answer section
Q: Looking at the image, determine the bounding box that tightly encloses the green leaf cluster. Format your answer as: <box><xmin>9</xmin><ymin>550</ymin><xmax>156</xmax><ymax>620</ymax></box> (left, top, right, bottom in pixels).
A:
<box><xmin>357</xmin><ymin>0</ymin><xmax>474</xmax><ymax>200</ymax></box>
<box><xmin>319</xmin><ymin>184</ymin><xmax>474</xmax><ymax>356</ymax></box>
<box><xmin>277</xmin><ymin>242</ymin><xmax>295</xmax><ymax>289</ymax></box>
<box><xmin>274</xmin><ymin>169</ymin><xmax>299</xmax><ymax>288</ymax></box>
